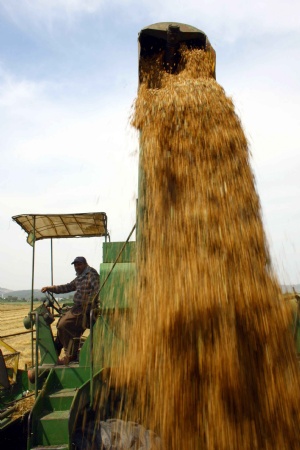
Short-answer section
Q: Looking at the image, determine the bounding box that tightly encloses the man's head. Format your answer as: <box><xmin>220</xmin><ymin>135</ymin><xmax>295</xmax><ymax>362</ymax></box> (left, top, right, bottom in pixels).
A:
<box><xmin>71</xmin><ymin>256</ymin><xmax>88</xmax><ymax>275</ymax></box>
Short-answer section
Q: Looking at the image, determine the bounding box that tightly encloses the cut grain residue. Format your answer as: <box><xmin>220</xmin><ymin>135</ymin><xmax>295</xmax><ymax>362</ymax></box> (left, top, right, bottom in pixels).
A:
<box><xmin>113</xmin><ymin>47</ymin><xmax>300</xmax><ymax>449</ymax></box>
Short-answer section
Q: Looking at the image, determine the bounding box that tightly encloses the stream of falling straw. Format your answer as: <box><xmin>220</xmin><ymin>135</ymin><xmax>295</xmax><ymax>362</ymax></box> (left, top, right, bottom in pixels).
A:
<box><xmin>108</xmin><ymin>47</ymin><xmax>300</xmax><ymax>450</ymax></box>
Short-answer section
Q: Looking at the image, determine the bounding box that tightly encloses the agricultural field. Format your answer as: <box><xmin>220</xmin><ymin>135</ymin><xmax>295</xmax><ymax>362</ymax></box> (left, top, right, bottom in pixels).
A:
<box><xmin>0</xmin><ymin>303</ymin><xmax>40</xmax><ymax>369</ymax></box>
<box><xmin>0</xmin><ymin>302</ymin><xmax>90</xmax><ymax>369</ymax></box>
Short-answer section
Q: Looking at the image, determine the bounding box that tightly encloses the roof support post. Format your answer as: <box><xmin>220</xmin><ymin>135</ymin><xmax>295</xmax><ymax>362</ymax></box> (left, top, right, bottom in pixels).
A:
<box><xmin>50</xmin><ymin>238</ymin><xmax>54</xmax><ymax>286</ymax></box>
<box><xmin>31</xmin><ymin>215</ymin><xmax>36</xmax><ymax>366</ymax></box>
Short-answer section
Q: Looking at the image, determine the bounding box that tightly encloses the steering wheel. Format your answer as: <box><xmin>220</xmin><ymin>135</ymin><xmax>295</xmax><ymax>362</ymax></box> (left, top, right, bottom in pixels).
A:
<box><xmin>43</xmin><ymin>291</ymin><xmax>62</xmax><ymax>314</ymax></box>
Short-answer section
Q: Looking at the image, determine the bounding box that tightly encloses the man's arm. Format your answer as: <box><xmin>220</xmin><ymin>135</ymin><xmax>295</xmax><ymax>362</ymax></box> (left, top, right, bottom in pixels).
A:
<box><xmin>41</xmin><ymin>280</ymin><xmax>76</xmax><ymax>294</ymax></box>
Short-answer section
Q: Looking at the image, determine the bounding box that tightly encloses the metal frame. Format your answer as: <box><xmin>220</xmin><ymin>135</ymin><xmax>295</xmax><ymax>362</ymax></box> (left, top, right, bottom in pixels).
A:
<box><xmin>12</xmin><ymin>212</ymin><xmax>109</xmax><ymax>368</ymax></box>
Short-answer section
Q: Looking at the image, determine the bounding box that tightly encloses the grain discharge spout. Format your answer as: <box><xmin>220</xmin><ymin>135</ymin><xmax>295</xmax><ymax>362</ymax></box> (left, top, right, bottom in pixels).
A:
<box><xmin>138</xmin><ymin>21</ymin><xmax>216</xmax><ymax>77</ymax></box>
<box><xmin>136</xmin><ymin>22</ymin><xmax>216</xmax><ymax>250</ymax></box>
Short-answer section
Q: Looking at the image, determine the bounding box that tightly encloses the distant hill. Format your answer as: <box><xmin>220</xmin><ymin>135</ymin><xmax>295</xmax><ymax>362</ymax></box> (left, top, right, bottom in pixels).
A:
<box><xmin>1</xmin><ymin>289</ymin><xmax>73</xmax><ymax>301</ymax></box>
<box><xmin>1</xmin><ymin>285</ymin><xmax>299</xmax><ymax>300</ymax></box>
<box><xmin>0</xmin><ymin>287</ymin><xmax>13</xmax><ymax>297</ymax></box>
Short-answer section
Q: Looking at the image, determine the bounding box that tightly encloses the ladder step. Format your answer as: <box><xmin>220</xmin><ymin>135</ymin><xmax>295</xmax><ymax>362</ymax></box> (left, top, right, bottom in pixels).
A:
<box><xmin>41</xmin><ymin>410</ymin><xmax>69</xmax><ymax>420</ymax></box>
<box><xmin>37</xmin><ymin>410</ymin><xmax>69</xmax><ymax>445</ymax></box>
<box><xmin>49</xmin><ymin>387</ymin><xmax>77</xmax><ymax>398</ymax></box>
<box><xmin>47</xmin><ymin>387</ymin><xmax>77</xmax><ymax>410</ymax></box>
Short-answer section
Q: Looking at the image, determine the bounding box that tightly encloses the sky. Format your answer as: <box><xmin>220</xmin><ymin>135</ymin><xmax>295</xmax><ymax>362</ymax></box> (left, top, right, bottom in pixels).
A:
<box><xmin>0</xmin><ymin>0</ymin><xmax>299</xmax><ymax>291</ymax></box>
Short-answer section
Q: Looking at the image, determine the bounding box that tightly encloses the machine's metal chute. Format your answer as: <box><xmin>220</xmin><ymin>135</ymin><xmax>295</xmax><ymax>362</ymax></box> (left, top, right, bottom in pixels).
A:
<box><xmin>138</xmin><ymin>21</ymin><xmax>216</xmax><ymax>78</ymax></box>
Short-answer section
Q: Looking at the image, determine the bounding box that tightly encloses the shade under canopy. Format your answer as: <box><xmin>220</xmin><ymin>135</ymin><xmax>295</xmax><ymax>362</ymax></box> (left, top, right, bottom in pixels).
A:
<box><xmin>12</xmin><ymin>212</ymin><xmax>108</xmax><ymax>244</ymax></box>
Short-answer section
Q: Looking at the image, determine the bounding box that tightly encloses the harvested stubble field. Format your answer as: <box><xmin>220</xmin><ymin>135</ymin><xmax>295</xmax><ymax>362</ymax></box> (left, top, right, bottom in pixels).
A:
<box><xmin>1</xmin><ymin>303</ymin><xmax>34</xmax><ymax>369</ymax></box>
<box><xmin>0</xmin><ymin>302</ymin><xmax>57</xmax><ymax>369</ymax></box>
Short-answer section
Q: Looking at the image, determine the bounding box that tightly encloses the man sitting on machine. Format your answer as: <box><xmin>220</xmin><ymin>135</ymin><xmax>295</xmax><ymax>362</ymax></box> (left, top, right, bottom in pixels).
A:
<box><xmin>41</xmin><ymin>256</ymin><xmax>100</xmax><ymax>365</ymax></box>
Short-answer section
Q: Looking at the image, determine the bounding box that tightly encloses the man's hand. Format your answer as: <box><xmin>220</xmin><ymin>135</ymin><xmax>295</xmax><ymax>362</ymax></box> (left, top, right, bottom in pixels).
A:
<box><xmin>41</xmin><ymin>286</ymin><xmax>53</xmax><ymax>293</ymax></box>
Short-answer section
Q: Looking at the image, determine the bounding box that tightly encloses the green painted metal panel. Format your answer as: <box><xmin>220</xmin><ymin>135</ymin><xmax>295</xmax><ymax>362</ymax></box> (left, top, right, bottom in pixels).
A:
<box><xmin>99</xmin><ymin>262</ymin><xmax>136</xmax><ymax>309</ymax></box>
<box><xmin>102</xmin><ymin>241</ymin><xmax>136</xmax><ymax>263</ymax></box>
<box><xmin>38</xmin><ymin>316</ymin><xmax>58</xmax><ymax>366</ymax></box>
<box><xmin>92</xmin><ymin>315</ymin><xmax>125</xmax><ymax>372</ymax></box>
<box><xmin>38</xmin><ymin>410</ymin><xmax>69</xmax><ymax>445</ymax></box>
<box><xmin>68</xmin><ymin>377</ymin><xmax>90</xmax><ymax>438</ymax></box>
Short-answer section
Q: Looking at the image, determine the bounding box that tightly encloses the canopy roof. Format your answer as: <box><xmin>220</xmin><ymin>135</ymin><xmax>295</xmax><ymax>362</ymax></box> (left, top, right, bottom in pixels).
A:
<box><xmin>12</xmin><ymin>212</ymin><xmax>108</xmax><ymax>244</ymax></box>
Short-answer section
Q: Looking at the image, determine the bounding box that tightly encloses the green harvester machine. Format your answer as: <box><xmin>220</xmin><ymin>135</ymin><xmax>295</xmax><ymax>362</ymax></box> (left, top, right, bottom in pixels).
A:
<box><xmin>1</xmin><ymin>22</ymin><xmax>299</xmax><ymax>450</ymax></box>
<box><xmin>2</xmin><ymin>211</ymin><xmax>137</xmax><ymax>449</ymax></box>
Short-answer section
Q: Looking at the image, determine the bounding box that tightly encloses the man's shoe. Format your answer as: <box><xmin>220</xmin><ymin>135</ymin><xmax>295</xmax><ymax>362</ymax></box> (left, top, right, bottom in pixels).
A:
<box><xmin>57</xmin><ymin>355</ymin><xmax>77</xmax><ymax>366</ymax></box>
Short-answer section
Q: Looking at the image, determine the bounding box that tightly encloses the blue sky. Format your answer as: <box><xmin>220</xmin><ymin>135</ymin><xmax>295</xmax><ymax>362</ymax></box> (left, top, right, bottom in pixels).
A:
<box><xmin>0</xmin><ymin>0</ymin><xmax>299</xmax><ymax>290</ymax></box>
